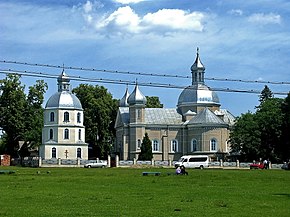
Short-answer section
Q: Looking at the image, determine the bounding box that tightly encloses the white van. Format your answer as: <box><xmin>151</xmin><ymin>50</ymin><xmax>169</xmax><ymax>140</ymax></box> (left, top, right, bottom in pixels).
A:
<box><xmin>174</xmin><ymin>155</ymin><xmax>209</xmax><ymax>169</ymax></box>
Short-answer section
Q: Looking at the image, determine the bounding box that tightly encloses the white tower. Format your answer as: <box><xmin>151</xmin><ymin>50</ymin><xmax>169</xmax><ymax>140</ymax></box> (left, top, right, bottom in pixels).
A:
<box><xmin>39</xmin><ymin>70</ymin><xmax>88</xmax><ymax>160</ymax></box>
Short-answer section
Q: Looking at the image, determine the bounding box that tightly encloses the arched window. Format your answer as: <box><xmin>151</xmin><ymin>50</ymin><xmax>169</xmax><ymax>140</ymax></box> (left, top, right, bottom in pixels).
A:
<box><xmin>152</xmin><ymin>140</ymin><xmax>159</xmax><ymax>152</ymax></box>
<box><xmin>64</xmin><ymin>129</ymin><xmax>69</xmax><ymax>139</ymax></box>
<box><xmin>49</xmin><ymin>129</ymin><xmax>53</xmax><ymax>140</ymax></box>
<box><xmin>210</xmin><ymin>139</ymin><xmax>217</xmax><ymax>151</ymax></box>
<box><xmin>50</xmin><ymin>112</ymin><xmax>54</xmax><ymax>122</ymax></box>
<box><xmin>137</xmin><ymin>109</ymin><xmax>141</xmax><ymax>120</ymax></box>
<box><xmin>77</xmin><ymin>148</ymin><xmax>81</xmax><ymax>158</ymax></box>
<box><xmin>64</xmin><ymin>111</ymin><xmax>69</xmax><ymax>122</ymax></box>
<box><xmin>137</xmin><ymin>139</ymin><xmax>141</xmax><ymax>149</ymax></box>
<box><xmin>171</xmin><ymin>140</ymin><xmax>178</xmax><ymax>152</ymax></box>
<box><xmin>77</xmin><ymin>112</ymin><xmax>81</xmax><ymax>123</ymax></box>
<box><xmin>52</xmin><ymin>147</ymin><xmax>56</xmax><ymax>158</ymax></box>
<box><xmin>191</xmin><ymin>139</ymin><xmax>197</xmax><ymax>152</ymax></box>
<box><xmin>78</xmin><ymin>129</ymin><xmax>81</xmax><ymax>140</ymax></box>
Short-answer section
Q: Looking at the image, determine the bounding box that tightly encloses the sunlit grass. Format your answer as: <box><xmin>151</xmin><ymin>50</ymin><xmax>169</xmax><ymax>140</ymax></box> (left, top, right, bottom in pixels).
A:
<box><xmin>0</xmin><ymin>167</ymin><xmax>289</xmax><ymax>217</ymax></box>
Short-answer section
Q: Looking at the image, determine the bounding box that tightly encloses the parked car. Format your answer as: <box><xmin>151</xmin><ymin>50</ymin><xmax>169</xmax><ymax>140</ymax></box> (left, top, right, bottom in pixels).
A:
<box><xmin>281</xmin><ymin>162</ymin><xmax>290</xmax><ymax>170</ymax></box>
<box><xmin>84</xmin><ymin>160</ymin><xmax>107</xmax><ymax>168</ymax></box>
<box><xmin>250</xmin><ymin>162</ymin><xmax>265</xmax><ymax>169</ymax></box>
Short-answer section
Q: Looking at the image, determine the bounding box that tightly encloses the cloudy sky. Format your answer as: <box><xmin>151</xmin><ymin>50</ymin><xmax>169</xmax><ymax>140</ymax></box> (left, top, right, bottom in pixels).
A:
<box><xmin>1</xmin><ymin>0</ymin><xmax>290</xmax><ymax>116</ymax></box>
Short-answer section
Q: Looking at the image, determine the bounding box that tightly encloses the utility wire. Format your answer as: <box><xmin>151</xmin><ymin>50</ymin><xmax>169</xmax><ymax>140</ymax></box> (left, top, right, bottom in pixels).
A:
<box><xmin>0</xmin><ymin>69</ymin><xmax>288</xmax><ymax>96</ymax></box>
<box><xmin>1</xmin><ymin>60</ymin><xmax>290</xmax><ymax>85</ymax></box>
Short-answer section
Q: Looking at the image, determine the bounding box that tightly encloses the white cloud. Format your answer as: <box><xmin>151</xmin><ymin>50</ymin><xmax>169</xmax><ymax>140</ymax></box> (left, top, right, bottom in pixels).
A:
<box><xmin>96</xmin><ymin>6</ymin><xmax>141</xmax><ymax>33</ymax></box>
<box><xmin>143</xmin><ymin>9</ymin><xmax>204</xmax><ymax>31</ymax></box>
<box><xmin>114</xmin><ymin>0</ymin><xmax>147</xmax><ymax>4</ymax></box>
<box><xmin>83</xmin><ymin>1</ymin><xmax>93</xmax><ymax>13</ymax></box>
<box><xmin>83</xmin><ymin>5</ymin><xmax>205</xmax><ymax>34</ymax></box>
<box><xmin>228</xmin><ymin>9</ymin><xmax>243</xmax><ymax>16</ymax></box>
<box><xmin>248</xmin><ymin>13</ymin><xmax>281</xmax><ymax>25</ymax></box>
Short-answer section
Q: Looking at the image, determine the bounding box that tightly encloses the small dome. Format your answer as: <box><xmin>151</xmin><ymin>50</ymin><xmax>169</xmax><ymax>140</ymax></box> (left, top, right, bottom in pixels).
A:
<box><xmin>45</xmin><ymin>92</ymin><xmax>83</xmax><ymax>110</ymax></box>
<box><xmin>119</xmin><ymin>87</ymin><xmax>130</xmax><ymax>107</ymax></box>
<box><xmin>127</xmin><ymin>84</ymin><xmax>147</xmax><ymax>106</ymax></box>
<box><xmin>191</xmin><ymin>47</ymin><xmax>205</xmax><ymax>72</ymax></box>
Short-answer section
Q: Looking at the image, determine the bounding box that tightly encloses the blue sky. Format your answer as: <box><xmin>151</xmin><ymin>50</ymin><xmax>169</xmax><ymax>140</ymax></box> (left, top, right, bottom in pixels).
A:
<box><xmin>1</xmin><ymin>0</ymin><xmax>290</xmax><ymax>116</ymax></box>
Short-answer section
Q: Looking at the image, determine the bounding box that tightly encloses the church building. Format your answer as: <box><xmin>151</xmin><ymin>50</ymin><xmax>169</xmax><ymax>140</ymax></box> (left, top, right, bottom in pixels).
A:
<box><xmin>39</xmin><ymin>70</ymin><xmax>88</xmax><ymax>160</ymax></box>
<box><xmin>115</xmin><ymin>50</ymin><xmax>235</xmax><ymax>161</ymax></box>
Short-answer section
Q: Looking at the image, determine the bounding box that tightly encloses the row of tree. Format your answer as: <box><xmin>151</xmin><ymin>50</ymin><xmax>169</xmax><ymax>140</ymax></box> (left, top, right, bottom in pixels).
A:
<box><xmin>230</xmin><ymin>86</ymin><xmax>290</xmax><ymax>163</ymax></box>
<box><xmin>0</xmin><ymin>74</ymin><xmax>163</xmax><ymax>159</ymax></box>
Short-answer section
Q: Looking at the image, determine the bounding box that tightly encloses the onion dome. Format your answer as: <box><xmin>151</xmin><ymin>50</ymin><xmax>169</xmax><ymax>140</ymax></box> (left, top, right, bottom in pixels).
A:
<box><xmin>191</xmin><ymin>47</ymin><xmax>205</xmax><ymax>72</ymax></box>
<box><xmin>45</xmin><ymin>70</ymin><xmax>83</xmax><ymax>110</ymax></box>
<box><xmin>191</xmin><ymin>47</ymin><xmax>205</xmax><ymax>85</ymax></box>
<box><xmin>119</xmin><ymin>87</ymin><xmax>130</xmax><ymax>107</ymax></box>
<box><xmin>127</xmin><ymin>84</ymin><xmax>147</xmax><ymax>106</ymax></box>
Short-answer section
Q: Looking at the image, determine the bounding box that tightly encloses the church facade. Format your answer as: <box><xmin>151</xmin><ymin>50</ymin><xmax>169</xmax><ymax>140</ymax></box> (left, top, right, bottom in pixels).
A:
<box><xmin>39</xmin><ymin>70</ymin><xmax>88</xmax><ymax>160</ymax></box>
<box><xmin>115</xmin><ymin>50</ymin><xmax>235</xmax><ymax>161</ymax></box>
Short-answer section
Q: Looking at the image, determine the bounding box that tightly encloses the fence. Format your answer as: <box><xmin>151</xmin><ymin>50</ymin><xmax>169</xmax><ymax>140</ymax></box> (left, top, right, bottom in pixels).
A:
<box><xmin>11</xmin><ymin>156</ymin><xmax>284</xmax><ymax>169</ymax></box>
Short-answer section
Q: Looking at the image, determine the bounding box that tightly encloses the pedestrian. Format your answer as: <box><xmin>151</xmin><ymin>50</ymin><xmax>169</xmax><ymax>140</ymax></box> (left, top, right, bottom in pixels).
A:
<box><xmin>175</xmin><ymin>166</ymin><xmax>181</xmax><ymax>175</ymax></box>
<box><xmin>263</xmin><ymin>159</ymin><xmax>268</xmax><ymax>169</ymax></box>
<box><xmin>180</xmin><ymin>165</ymin><xmax>188</xmax><ymax>175</ymax></box>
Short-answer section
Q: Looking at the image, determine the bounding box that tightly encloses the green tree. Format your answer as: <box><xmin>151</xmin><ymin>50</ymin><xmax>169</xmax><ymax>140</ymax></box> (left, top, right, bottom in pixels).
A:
<box><xmin>230</xmin><ymin>112</ymin><xmax>261</xmax><ymax>161</ymax></box>
<box><xmin>230</xmin><ymin>86</ymin><xmax>286</xmax><ymax>162</ymax></box>
<box><xmin>146</xmin><ymin>96</ymin><xmax>163</xmax><ymax>108</ymax></box>
<box><xmin>259</xmin><ymin>85</ymin><xmax>273</xmax><ymax>104</ymax></box>
<box><xmin>256</xmin><ymin>98</ymin><xmax>283</xmax><ymax>161</ymax></box>
<box><xmin>0</xmin><ymin>74</ymin><xmax>27</xmax><ymax>156</ymax></box>
<box><xmin>0</xmin><ymin>74</ymin><xmax>47</xmax><ymax>157</ymax></box>
<box><xmin>73</xmin><ymin>84</ymin><xmax>118</xmax><ymax>159</ymax></box>
<box><xmin>138</xmin><ymin>133</ymin><xmax>153</xmax><ymax>160</ymax></box>
<box><xmin>280</xmin><ymin>92</ymin><xmax>290</xmax><ymax>161</ymax></box>
<box><xmin>21</xmin><ymin>80</ymin><xmax>48</xmax><ymax>156</ymax></box>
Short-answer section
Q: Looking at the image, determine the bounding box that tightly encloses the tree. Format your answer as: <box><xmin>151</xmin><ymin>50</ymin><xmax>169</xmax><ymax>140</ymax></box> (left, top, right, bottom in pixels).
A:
<box><xmin>230</xmin><ymin>112</ymin><xmax>261</xmax><ymax>161</ymax></box>
<box><xmin>280</xmin><ymin>92</ymin><xmax>290</xmax><ymax>161</ymax></box>
<box><xmin>0</xmin><ymin>74</ymin><xmax>27</xmax><ymax>156</ymax></box>
<box><xmin>73</xmin><ymin>84</ymin><xmax>118</xmax><ymax>159</ymax></box>
<box><xmin>146</xmin><ymin>96</ymin><xmax>163</xmax><ymax>108</ymax></box>
<box><xmin>138</xmin><ymin>133</ymin><xmax>153</xmax><ymax>160</ymax></box>
<box><xmin>0</xmin><ymin>74</ymin><xmax>47</xmax><ymax>157</ymax></box>
<box><xmin>21</xmin><ymin>80</ymin><xmax>48</xmax><ymax>156</ymax></box>
<box><xmin>255</xmin><ymin>98</ymin><xmax>283</xmax><ymax>161</ymax></box>
<box><xmin>230</xmin><ymin>86</ymin><xmax>286</xmax><ymax>162</ymax></box>
<box><xmin>259</xmin><ymin>85</ymin><xmax>273</xmax><ymax>104</ymax></box>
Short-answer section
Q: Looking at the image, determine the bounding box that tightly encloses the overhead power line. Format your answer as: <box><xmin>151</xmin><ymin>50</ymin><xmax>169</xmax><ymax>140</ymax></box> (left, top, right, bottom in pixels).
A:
<box><xmin>1</xmin><ymin>60</ymin><xmax>290</xmax><ymax>85</ymax></box>
<box><xmin>0</xmin><ymin>69</ymin><xmax>288</xmax><ymax>96</ymax></box>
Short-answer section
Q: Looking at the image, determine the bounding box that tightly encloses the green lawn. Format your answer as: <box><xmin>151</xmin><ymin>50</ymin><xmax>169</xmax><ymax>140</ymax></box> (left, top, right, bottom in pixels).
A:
<box><xmin>0</xmin><ymin>167</ymin><xmax>289</xmax><ymax>217</ymax></box>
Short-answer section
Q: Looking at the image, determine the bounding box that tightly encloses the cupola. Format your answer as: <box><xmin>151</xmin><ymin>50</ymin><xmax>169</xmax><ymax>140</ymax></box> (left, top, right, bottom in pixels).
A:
<box><xmin>127</xmin><ymin>83</ymin><xmax>147</xmax><ymax>106</ymax></box>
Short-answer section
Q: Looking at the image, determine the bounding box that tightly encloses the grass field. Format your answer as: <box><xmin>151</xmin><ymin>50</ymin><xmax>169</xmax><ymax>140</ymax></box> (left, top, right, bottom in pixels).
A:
<box><xmin>0</xmin><ymin>167</ymin><xmax>289</xmax><ymax>217</ymax></box>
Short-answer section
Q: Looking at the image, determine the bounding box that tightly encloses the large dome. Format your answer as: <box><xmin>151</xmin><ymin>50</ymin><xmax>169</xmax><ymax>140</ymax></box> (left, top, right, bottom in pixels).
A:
<box><xmin>177</xmin><ymin>84</ymin><xmax>220</xmax><ymax>114</ymax></box>
<box><xmin>45</xmin><ymin>91</ymin><xmax>83</xmax><ymax>110</ymax></box>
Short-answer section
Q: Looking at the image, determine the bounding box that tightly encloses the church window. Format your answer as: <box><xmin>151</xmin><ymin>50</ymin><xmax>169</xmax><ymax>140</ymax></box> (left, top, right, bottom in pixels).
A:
<box><xmin>64</xmin><ymin>129</ymin><xmax>69</xmax><ymax>139</ymax></box>
<box><xmin>210</xmin><ymin>139</ymin><xmax>217</xmax><ymax>151</ymax></box>
<box><xmin>64</xmin><ymin>112</ymin><xmax>69</xmax><ymax>122</ymax></box>
<box><xmin>137</xmin><ymin>109</ymin><xmax>141</xmax><ymax>120</ymax></box>
<box><xmin>52</xmin><ymin>147</ymin><xmax>56</xmax><ymax>158</ymax></box>
<box><xmin>77</xmin><ymin>148</ymin><xmax>81</xmax><ymax>158</ymax></box>
<box><xmin>77</xmin><ymin>112</ymin><xmax>81</xmax><ymax>123</ymax></box>
<box><xmin>137</xmin><ymin>139</ymin><xmax>141</xmax><ymax>149</ymax></box>
<box><xmin>171</xmin><ymin>140</ymin><xmax>178</xmax><ymax>152</ymax></box>
<box><xmin>78</xmin><ymin>129</ymin><xmax>81</xmax><ymax>140</ymax></box>
<box><xmin>50</xmin><ymin>112</ymin><xmax>54</xmax><ymax>122</ymax></box>
<box><xmin>152</xmin><ymin>140</ymin><xmax>160</xmax><ymax>152</ymax></box>
<box><xmin>191</xmin><ymin>139</ymin><xmax>197</xmax><ymax>152</ymax></box>
<box><xmin>49</xmin><ymin>129</ymin><xmax>53</xmax><ymax>140</ymax></box>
